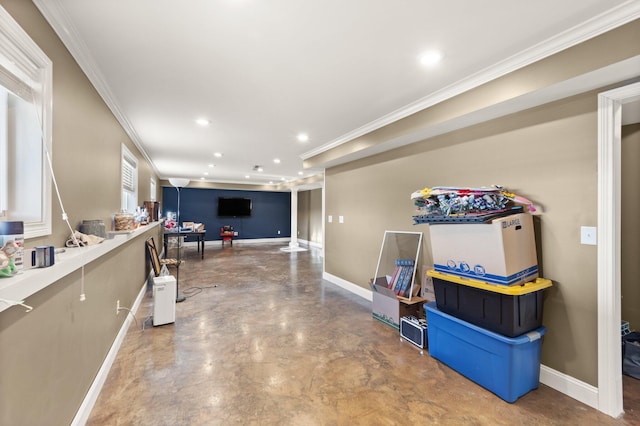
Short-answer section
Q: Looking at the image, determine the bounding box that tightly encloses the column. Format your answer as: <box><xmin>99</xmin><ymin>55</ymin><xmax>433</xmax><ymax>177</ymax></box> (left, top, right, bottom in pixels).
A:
<box><xmin>289</xmin><ymin>188</ymin><xmax>299</xmax><ymax>248</ymax></box>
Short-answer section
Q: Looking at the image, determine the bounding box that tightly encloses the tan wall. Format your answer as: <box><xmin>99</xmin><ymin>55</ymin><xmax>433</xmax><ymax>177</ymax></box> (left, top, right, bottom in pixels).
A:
<box><xmin>297</xmin><ymin>188</ymin><xmax>323</xmax><ymax>244</ymax></box>
<box><xmin>622</xmin><ymin>123</ymin><xmax>640</xmax><ymax>330</ymax></box>
<box><xmin>298</xmin><ymin>191</ymin><xmax>311</xmax><ymax>241</ymax></box>
<box><xmin>0</xmin><ymin>1</ymin><xmax>161</xmax><ymax>424</ymax></box>
<box><xmin>326</xmin><ymin>92</ymin><xmax>600</xmax><ymax>385</ymax></box>
<box><xmin>0</xmin><ymin>226</ymin><xmax>160</xmax><ymax>425</ymax></box>
<box><xmin>309</xmin><ymin>188</ymin><xmax>323</xmax><ymax>244</ymax></box>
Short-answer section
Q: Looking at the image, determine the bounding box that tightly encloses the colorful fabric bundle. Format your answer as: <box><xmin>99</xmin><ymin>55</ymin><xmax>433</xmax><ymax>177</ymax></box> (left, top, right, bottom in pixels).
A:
<box><xmin>411</xmin><ymin>186</ymin><xmax>538</xmax><ymax>218</ymax></box>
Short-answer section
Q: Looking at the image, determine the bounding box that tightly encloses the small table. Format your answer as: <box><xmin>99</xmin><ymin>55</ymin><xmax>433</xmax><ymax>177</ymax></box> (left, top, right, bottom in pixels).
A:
<box><xmin>220</xmin><ymin>232</ymin><xmax>234</xmax><ymax>246</ymax></box>
<box><xmin>163</xmin><ymin>230</ymin><xmax>206</xmax><ymax>259</ymax></box>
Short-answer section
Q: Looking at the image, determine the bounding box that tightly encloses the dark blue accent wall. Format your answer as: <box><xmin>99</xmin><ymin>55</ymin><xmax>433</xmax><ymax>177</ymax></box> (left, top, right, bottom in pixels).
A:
<box><xmin>162</xmin><ymin>187</ymin><xmax>291</xmax><ymax>241</ymax></box>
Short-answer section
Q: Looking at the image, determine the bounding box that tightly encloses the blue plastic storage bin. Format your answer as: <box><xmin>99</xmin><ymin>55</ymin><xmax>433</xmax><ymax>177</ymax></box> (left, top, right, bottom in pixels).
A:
<box><xmin>425</xmin><ymin>302</ymin><xmax>545</xmax><ymax>403</ymax></box>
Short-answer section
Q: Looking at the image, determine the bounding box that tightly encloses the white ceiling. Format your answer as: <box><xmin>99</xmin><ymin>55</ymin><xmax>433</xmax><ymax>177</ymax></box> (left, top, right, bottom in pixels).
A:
<box><xmin>34</xmin><ymin>0</ymin><xmax>638</xmax><ymax>186</ymax></box>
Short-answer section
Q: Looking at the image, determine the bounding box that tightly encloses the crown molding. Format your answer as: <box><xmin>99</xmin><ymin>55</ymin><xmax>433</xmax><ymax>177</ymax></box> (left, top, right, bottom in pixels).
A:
<box><xmin>301</xmin><ymin>0</ymin><xmax>640</xmax><ymax>161</ymax></box>
<box><xmin>30</xmin><ymin>0</ymin><xmax>640</xmax><ymax>173</ymax></box>
<box><xmin>32</xmin><ymin>0</ymin><xmax>158</xmax><ymax>177</ymax></box>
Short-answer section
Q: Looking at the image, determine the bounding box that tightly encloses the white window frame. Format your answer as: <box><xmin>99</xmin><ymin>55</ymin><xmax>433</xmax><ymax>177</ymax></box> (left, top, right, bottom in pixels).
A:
<box><xmin>0</xmin><ymin>6</ymin><xmax>52</xmax><ymax>238</ymax></box>
<box><xmin>121</xmin><ymin>144</ymin><xmax>138</xmax><ymax>213</ymax></box>
<box><xmin>150</xmin><ymin>177</ymin><xmax>157</xmax><ymax>202</ymax></box>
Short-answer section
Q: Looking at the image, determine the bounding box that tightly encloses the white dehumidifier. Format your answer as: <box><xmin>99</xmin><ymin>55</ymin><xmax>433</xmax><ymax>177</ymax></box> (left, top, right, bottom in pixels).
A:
<box><xmin>153</xmin><ymin>275</ymin><xmax>176</xmax><ymax>326</ymax></box>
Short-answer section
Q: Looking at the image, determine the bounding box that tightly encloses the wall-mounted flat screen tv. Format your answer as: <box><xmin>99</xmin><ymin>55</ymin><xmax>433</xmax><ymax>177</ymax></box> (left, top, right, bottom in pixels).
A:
<box><xmin>217</xmin><ymin>197</ymin><xmax>252</xmax><ymax>217</ymax></box>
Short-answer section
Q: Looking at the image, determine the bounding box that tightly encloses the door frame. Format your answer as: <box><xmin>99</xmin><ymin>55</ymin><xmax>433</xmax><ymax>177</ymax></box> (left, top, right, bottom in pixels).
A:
<box><xmin>597</xmin><ymin>81</ymin><xmax>640</xmax><ymax>417</ymax></box>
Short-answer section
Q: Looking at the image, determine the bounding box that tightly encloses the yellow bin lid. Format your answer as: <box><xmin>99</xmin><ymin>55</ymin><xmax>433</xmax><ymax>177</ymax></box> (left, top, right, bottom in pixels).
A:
<box><xmin>427</xmin><ymin>269</ymin><xmax>552</xmax><ymax>295</ymax></box>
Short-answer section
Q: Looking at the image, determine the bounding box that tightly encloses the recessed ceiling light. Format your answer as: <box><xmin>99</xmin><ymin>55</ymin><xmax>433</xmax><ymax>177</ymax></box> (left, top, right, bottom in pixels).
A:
<box><xmin>273</xmin><ymin>158</ymin><xmax>281</xmax><ymax>164</ymax></box>
<box><xmin>195</xmin><ymin>118</ymin><xmax>211</xmax><ymax>126</ymax></box>
<box><xmin>245</xmin><ymin>175</ymin><xmax>250</xmax><ymax>179</ymax></box>
<box><xmin>269</xmin><ymin>181</ymin><xmax>273</xmax><ymax>184</ymax></box>
<box><xmin>214</xmin><ymin>152</ymin><xmax>223</xmax><ymax>158</ymax></box>
<box><xmin>298</xmin><ymin>171</ymin><xmax>303</xmax><ymax>175</ymax></box>
<box><xmin>204</xmin><ymin>172</ymin><xmax>209</xmax><ymax>176</ymax></box>
<box><xmin>418</xmin><ymin>50</ymin><xmax>443</xmax><ymax>67</ymax></box>
<box><xmin>280</xmin><ymin>177</ymin><xmax>286</xmax><ymax>181</ymax></box>
<box><xmin>258</xmin><ymin>167</ymin><xmax>263</xmax><ymax>172</ymax></box>
<box><xmin>200</xmin><ymin>177</ymin><xmax>205</xmax><ymax>180</ymax></box>
<box><xmin>208</xmin><ymin>164</ymin><xmax>214</xmax><ymax>168</ymax></box>
<box><xmin>297</xmin><ymin>133</ymin><xmax>309</xmax><ymax>142</ymax></box>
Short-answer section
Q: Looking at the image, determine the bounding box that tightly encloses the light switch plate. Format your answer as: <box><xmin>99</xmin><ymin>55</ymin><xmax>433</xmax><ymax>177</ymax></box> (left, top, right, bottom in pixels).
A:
<box><xmin>581</xmin><ymin>226</ymin><xmax>597</xmax><ymax>245</ymax></box>
<box><xmin>328</xmin><ymin>215</ymin><xmax>333</xmax><ymax>223</ymax></box>
<box><xmin>339</xmin><ymin>215</ymin><xmax>344</xmax><ymax>224</ymax></box>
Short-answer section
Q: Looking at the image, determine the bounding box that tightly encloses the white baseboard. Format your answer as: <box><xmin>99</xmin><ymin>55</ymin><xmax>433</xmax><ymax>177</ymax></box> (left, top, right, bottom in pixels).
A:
<box><xmin>323</xmin><ymin>272</ymin><xmax>601</xmax><ymax>411</ymax></box>
<box><xmin>71</xmin><ymin>278</ymin><xmax>148</xmax><ymax>426</ymax></box>
<box><xmin>181</xmin><ymin>237</ymin><xmax>322</xmax><ymax>248</ymax></box>
<box><xmin>539</xmin><ymin>364</ymin><xmax>599</xmax><ymax>410</ymax></box>
<box><xmin>323</xmin><ymin>272</ymin><xmax>373</xmax><ymax>301</ymax></box>
<box><xmin>182</xmin><ymin>237</ymin><xmax>291</xmax><ymax>248</ymax></box>
<box><xmin>298</xmin><ymin>238</ymin><xmax>323</xmax><ymax>249</ymax></box>
<box><xmin>232</xmin><ymin>237</ymin><xmax>291</xmax><ymax>245</ymax></box>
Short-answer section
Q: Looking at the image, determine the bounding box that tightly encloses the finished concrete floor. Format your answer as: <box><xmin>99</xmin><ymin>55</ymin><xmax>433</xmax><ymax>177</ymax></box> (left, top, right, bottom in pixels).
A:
<box><xmin>87</xmin><ymin>243</ymin><xmax>639</xmax><ymax>425</ymax></box>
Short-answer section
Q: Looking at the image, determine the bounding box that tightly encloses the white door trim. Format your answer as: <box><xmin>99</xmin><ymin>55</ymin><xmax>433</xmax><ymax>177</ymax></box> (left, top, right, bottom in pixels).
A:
<box><xmin>597</xmin><ymin>81</ymin><xmax>640</xmax><ymax>418</ymax></box>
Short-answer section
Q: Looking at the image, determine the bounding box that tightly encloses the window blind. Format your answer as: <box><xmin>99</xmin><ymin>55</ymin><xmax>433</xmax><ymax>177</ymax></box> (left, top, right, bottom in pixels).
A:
<box><xmin>121</xmin><ymin>154</ymin><xmax>136</xmax><ymax>192</ymax></box>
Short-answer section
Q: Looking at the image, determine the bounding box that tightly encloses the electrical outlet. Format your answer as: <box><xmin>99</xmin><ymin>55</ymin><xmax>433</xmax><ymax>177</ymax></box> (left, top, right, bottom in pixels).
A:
<box><xmin>277</xmin><ymin>230</ymin><xmax>280</xmax><ymax>234</ymax></box>
<box><xmin>116</xmin><ymin>300</ymin><xmax>120</xmax><ymax>315</ymax></box>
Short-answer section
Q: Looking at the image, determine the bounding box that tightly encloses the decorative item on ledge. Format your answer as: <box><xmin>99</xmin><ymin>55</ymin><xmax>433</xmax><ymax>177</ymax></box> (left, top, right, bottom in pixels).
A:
<box><xmin>0</xmin><ymin>221</ymin><xmax>163</xmax><ymax>314</ymax></box>
<box><xmin>0</xmin><ymin>221</ymin><xmax>24</xmax><ymax>277</ymax></box>
<box><xmin>79</xmin><ymin>219</ymin><xmax>106</xmax><ymax>238</ymax></box>
<box><xmin>114</xmin><ymin>210</ymin><xmax>135</xmax><ymax>231</ymax></box>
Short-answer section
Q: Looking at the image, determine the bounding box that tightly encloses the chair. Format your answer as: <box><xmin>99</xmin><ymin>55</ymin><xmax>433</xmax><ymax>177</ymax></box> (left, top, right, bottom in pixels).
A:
<box><xmin>146</xmin><ymin>237</ymin><xmax>180</xmax><ymax>277</ymax></box>
<box><xmin>220</xmin><ymin>225</ymin><xmax>234</xmax><ymax>247</ymax></box>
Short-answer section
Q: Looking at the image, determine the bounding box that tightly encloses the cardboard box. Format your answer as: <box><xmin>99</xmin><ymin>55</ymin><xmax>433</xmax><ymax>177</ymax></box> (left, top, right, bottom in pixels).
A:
<box><xmin>426</xmin><ymin>302</ymin><xmax>545</xmax><ymax>403</ymax></box>
<box><xmin>429</xmin><ymin>212</ymin><xmax>538</xmax><ymax>285</ymax></box>
<box><xmin>421</xmin><ymin>265</ymin><xmax>436</xmax><ymax>302</ymax></box>
<box><xmin>370</xmin><ymin>277</ymin><xmax>424</xmax><ymax>330</ymax></box>
<box><xmin>182</xmin><ymin>222</ymin><xmax>204</xmax><ymax>232</ymax></box>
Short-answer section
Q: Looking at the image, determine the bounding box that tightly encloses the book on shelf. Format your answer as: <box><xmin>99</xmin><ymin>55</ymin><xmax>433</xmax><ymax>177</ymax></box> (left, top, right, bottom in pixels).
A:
<box><xmin>400</xmin><ymin>266</ymin><xmax>414</xmax><ymax>297</ymax></box>
<box><xmin>394</xmin><ymin>259</ymin><xmax>415</xmax><ymax>297</ymax></box>
<box><xmin>388</xmin><ymin>266</ymin><xmax>401</xmax><ymax>289</ymax></box>
<box><xmin>394</xmin><ymin>266</ymin><xmax>406</xmax><ymax>295</ymax></box>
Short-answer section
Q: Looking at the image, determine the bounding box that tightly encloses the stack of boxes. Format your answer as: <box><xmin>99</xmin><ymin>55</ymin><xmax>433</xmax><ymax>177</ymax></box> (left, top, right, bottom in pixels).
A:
<box><xmin>424</xmin><ymin>212</ymin><xmax>552</xmax><ymax>403</ymax></box>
